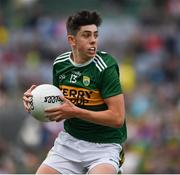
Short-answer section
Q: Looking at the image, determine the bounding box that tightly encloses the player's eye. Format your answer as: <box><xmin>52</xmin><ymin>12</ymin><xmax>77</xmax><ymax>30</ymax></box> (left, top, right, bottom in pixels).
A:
<box><xmin>82</xmin><ymin>33</ymin><xmax>91</xmax><ymax>38</ymax></box>
<box><xmin>94</xmin><ymin>33</ymin><xmax>98</xmax><ymax>38</ymax></box>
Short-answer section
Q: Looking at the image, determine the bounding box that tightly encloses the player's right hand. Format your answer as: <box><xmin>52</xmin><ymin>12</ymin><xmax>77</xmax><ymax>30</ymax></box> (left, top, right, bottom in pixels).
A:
<box><xmin>22</xmin><ymin>85</ymin><xmax>37</xmax><ymax>112</ymax></box>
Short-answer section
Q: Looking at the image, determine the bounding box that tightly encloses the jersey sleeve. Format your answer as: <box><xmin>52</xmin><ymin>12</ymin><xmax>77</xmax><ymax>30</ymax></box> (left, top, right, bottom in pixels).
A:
<box><xmin>99</xmin><ymin>64</ymin><xmax>123</xmax><ymax>99</ymax></box>
<box><xmin>52</xmin><ymin>65</ymin><xmax>59</xmax><ymax>87</ymax></box>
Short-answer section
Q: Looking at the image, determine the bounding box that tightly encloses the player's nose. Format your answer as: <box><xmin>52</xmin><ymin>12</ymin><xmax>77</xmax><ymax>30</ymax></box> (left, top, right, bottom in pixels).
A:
<box><xmin>89</xmin><ymin>36</ymin><xmax>96</xmax><ymax>44</ymax></box>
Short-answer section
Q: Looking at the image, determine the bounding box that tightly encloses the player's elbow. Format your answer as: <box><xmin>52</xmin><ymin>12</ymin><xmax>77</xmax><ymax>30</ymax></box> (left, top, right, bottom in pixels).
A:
<box><xmin>113</xmin><ymin>115</ymin><xmax>125</xmax><ymax>128</ymax></box>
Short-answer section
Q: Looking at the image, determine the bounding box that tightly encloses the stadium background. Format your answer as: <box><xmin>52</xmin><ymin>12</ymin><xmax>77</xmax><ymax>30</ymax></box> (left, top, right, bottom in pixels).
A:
<box><xmin>0</xmin><ymin>0</ymin><xmax>179</xmax><ymax>173</ymax></box>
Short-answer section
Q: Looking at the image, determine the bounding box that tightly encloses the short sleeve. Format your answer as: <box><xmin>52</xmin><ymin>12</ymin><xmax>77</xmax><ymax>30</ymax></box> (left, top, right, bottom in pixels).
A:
<box><xmin>53</xmin><ymin>65</ymin><xmax>59</xmax><ymax>87</ymax></box>
<box><xmin>99</xmin><ymin>64</ymin><xmax>123</xmax><ymax>99</ymax></box>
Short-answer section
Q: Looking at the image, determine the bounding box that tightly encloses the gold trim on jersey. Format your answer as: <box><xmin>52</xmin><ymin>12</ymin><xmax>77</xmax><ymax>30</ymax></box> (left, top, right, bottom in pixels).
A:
<box><xmin>59</xmin><ymin>85</ymin><xmax>104</xmax><ymax>106</ymax></box>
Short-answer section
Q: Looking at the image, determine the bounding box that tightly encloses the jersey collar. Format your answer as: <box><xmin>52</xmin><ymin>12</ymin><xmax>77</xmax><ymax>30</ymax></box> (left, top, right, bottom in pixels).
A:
<box><xmin>69</xmin><ymin>52</ymin><xmax>95</xmax><ymax>67</ymax></box>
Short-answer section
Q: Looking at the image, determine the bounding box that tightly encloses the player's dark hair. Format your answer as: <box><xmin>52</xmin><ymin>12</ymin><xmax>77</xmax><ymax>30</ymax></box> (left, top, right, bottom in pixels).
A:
<box><xmin>66</xmin><ymin>10</ymin><xmax>102</xmax><ymax>35</ymax></box>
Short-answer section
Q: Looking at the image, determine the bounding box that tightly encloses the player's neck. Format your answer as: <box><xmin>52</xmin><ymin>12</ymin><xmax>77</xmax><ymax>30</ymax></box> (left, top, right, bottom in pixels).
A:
<box><xmin>71</xmin><ymin>51</ymin><xmax>91</xmax><ymax>64</ymax></box>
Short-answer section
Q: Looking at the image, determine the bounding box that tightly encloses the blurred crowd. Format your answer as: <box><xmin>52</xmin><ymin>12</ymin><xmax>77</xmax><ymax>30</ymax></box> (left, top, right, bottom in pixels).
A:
<box><xmin>0</xmin><ymin>0</ymin><xmax>180</xmax><ymax>173</ymax></box>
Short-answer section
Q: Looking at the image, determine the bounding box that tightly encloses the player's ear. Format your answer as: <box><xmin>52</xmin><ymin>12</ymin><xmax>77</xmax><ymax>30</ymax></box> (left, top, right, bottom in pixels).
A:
<box><xmin>67</xmin><ymin>35</ymin><xmax>76</xmax><ymax>46</ymax></box>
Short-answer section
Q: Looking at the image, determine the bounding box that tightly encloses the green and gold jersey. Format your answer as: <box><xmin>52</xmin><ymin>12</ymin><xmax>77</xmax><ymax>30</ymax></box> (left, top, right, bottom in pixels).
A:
<box><xmin>53</xmin><ymin>51</ymin><xmax>127</xmax><ymax>144</ymax></box>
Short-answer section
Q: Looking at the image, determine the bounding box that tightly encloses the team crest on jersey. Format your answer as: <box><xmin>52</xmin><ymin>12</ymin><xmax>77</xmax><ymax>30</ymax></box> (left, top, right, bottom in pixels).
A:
<box><xmin>83</xmin><ymin>76</ymin><xmax>90</xmax><ymax>86</ymax></box>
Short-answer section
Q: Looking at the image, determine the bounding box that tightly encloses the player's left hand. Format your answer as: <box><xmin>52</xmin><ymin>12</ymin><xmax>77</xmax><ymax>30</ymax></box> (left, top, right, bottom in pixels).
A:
<box><xmin>44</xmin><ymin>96</ymin><xmax>77</xmax><ymax>122</ymax></box>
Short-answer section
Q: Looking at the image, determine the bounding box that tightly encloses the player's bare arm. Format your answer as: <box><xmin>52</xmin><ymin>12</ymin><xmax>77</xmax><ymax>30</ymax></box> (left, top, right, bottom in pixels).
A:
<box><xmin>74</xmin><ymin>94</ymin><xmax>125</xmax><ymax>128</ymax></box>
<box><xmin>80</xmin><ymin>94</ymin><xmax>125</xmax><ymax>128</ymax></box>
<box><xmin>45</xmin><ymin>94</ymin><xmax>125</xmax><ymax>128</ymax></box>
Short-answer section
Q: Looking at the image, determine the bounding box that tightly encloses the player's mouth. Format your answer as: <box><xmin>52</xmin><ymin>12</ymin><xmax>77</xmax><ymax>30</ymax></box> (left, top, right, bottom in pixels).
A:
<box><xmin>88</xmin><ymin>47</ymin><xmax>96</xmax><ymax>55</ymax></box>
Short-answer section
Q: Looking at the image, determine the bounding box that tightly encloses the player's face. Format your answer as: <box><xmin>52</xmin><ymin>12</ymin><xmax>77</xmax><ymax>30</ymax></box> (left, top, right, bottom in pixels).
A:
<box><xmin>71</xmin><ymin>25</ymin><xmax>99</xmax><ymax>60</ymax></box>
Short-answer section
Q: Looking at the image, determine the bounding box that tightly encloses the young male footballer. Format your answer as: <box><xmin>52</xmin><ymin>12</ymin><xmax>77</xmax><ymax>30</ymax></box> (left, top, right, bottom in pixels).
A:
<box><xmin>23</xmin><ymin>10</ymin><xmax>127</xmax><ymax>174</ymax></box>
